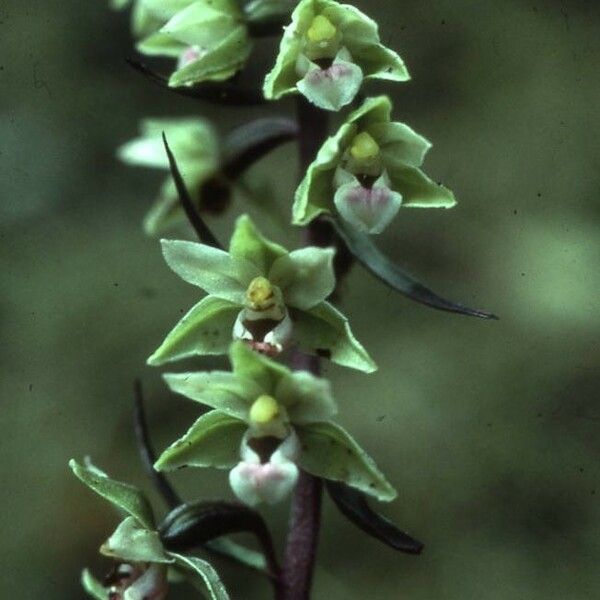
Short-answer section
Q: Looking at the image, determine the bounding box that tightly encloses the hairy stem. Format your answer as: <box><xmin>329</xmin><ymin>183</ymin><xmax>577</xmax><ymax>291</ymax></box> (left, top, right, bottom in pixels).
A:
<box><xmin>278</xmin><ymin>99</ymin><xmax>330</xmax><ymax>600</ymax></box>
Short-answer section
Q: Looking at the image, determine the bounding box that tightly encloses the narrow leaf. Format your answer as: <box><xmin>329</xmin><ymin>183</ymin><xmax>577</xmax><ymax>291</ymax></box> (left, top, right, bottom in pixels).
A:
<box><xmin>221</xmin><ymin>118</ymin><xmax>297</xmax><ymax>180</ymax></box>
<box><xmin>126</xmin><ymin>58</ymin><xmax>266</xmax><ymax>106</ymax></box>
<box><xmin>69</xmin><ymin>459</ymin><xmax>155</xmax><ymax>529</ymax></box>
<box><xmin>162</xmin><ymin>133</ymin><xmax>222</xmax><ymax>248</ymax></box>
<box><xmin>326</xmin><ymin>481</ymin><xmax>424</xmax><ymax>555</ymax></box>
<box><xmin>171</xmin><ymin>553</ymin><xmax>230</xmax><ymax>600</ymax></box>
<box><xmin>330</xmin><ymin>216</ymin><xmax>497</xmax><ymax>320</ymax></box>
<box><xmin>159</xmin><ymin>500</ymin><xmax>279</xmax><ymax>577</ymax></box>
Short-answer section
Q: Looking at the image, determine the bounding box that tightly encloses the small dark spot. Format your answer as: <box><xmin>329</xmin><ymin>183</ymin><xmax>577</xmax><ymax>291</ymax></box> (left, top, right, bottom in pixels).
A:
<box><xmin>521</xmin><ymin>272</ymin><xmax>525</xmax><ymax>277</ymax></box>
<box><xmin>28</xmin><ymin>383</ymin><xmax>33</xmax><ymax>392</ymax></box>
<box><xmin>316</xmin><ymin>348</ymin><xmax>332</xmax><ymax>359</ymax></box>
<box><xmin>579</xmin><ymin>467</ymin><xmax>584</xmax><ymax>473</ymax></box>
<box><xmin>486</xmin><ymin>422</ymin><xmax>492</xmax><ymax>427</ymax></box>
<box><xmin>113</xmin><ymin>282</ymin><xmax>119</xmax><ymax>287</ymax></box>
<box><xmin>369</xmin><ymin>483</ymin><xmax>376</xmax><ymax>488</ymax></box>
<box><xmin>180</xmin><ymin>308</ymin><xmax>185</xmax><ymax>314</ymax></box>
<box><xmin>591</xmin><ymin>489</ymin><xmax>596</xmax><ymax>496</ymax></box>
<box><xmin>376</xmin><ymin>415</ymin><xmax>386</xmax><ymax>422</ymax></box>
<box><xmin>537</xmin><ymin>412</ymin><xmax>543</xmax><ymax>418</ymax></box>
<box><xmin>211</xmin><ymin>329</ymin><xmax>219</xmax><ymax>337</ymax></box>
<box><xmin>441</xmin><ymin>19</ymin><xmax>446</xmax><ymax>25</ymax></box>
<box><xmin>346</xmin><ymin>448</ymin><xmax>352</xmax><ymax>455</ymax></box>
<box><xmin>537</xmin><ymin>192</ymin><xmax>542</xmax><ymax>197</ymax></box>
<box><xmin>513</xmin><ymin>209</ymin><xmax>518</xmax><ymax>215</ymax></box>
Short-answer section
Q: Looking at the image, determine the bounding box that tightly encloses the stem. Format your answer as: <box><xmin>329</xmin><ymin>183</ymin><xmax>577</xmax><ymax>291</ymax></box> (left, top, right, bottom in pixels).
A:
<box><xmin>278</xmin><ymin>99</ymin><xmax>330</xmax><ymax>600</ymax></box>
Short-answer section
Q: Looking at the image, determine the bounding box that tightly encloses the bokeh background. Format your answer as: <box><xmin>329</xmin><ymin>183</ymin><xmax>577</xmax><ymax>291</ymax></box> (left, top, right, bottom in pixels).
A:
<box><xmin>2</xmin><ymin>0</ymin><xmax>599</xmax><ymax>598</ymax></box>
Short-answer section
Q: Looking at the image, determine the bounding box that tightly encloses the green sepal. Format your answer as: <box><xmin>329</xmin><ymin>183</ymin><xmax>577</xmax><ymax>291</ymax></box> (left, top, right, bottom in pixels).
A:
<box><xmin>230</xmin><ymin>340</ymin><xmax>288</xmax><ymax>394</ymax></box>
<box><xmin>101</xmin><ymin>516</ymin><xmax>174</xmax><ymax>563</ymax></box>
<box><xmin>293</xmin><ymin>301</ymin><xmax>377</xmax><ymax>373</ymax></box>
<box><xmin>296</xmin><ymin>421</ymin><xmax>396</xmax><ymax>501</ymax></box>
<box><xmin>154</xmin><ymin>410</ymin><xmax>246</xmax><ymax>471</ymax></box>
<box><xmin>229</xmin><ymin>214</ymin><xmax>287</xmax><ymax>274</ymax></box>
<box><xmin>69</xmin><ymin>459</ymin><xmax>155</xmax><ymax>529</ymax></box>
<box><xmin>163</xmin><ymin>371</ymin><xmax>260</xmax><ymax>419</ymax></box>
<box><xmin>147</xmin><ymin>296</ymin><xmax>240</xmax><ymax>366</ymax></box>
<box><xmin>171</xmin><ymin>552</ymin><xmax>230</xmax><ymax>600</ymax></box>
<box><xmin>81</xmin><ymin>569</ymin><xmax>107</xmax><ymax>600</ymax></box>
<box><xmin>206</xmin><ymin>537</ymin><xmax>267</xmax><ymax>573</ymax></box>
<box><xmin>388</xmin><ymin>164</ymin><xmax>456</xmax><ymax>209</ymax></box>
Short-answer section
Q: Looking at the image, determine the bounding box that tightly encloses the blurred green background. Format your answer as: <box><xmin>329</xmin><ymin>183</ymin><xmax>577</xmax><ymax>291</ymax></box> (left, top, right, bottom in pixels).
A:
<box><xmin>2</xmin><ymin>0</ymin><xmax>599</xmax><ymax>598</ymax></box>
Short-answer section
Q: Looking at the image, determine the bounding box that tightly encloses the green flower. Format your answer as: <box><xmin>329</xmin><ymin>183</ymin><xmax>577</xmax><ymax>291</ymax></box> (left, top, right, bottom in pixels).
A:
<box><xmin>70</xmin><ymin>459</ymin><xmax>229</xmax><ymax>600</ymax></box>
<box><xmin>263</xmin><ymin>0</ymin><xmax>409</xmax><ymax>111</ymax></box>
<box><xmin>293</xmin><ymin>96</ymin><xmax>457</xmax><ymax>233</ymax></box>
<box><xmin>111</xmin><ymin>0</ymin><xmax>196</xmax><ymax>39</ymax></box>
<box><xmin>118</xmin><ymin>118</ymin><xmax>220</xmax><ymax>235</ymax></box>
<box><xmin>137</xmin><ymin>0</ymin><xmax>252</xmax><ymax>87</ymax></box>
<box><xmin>148</xmin><ymin>214</ymin><xmax>376</xmax><ymax>373</ymax></box>
<box><xmin>155</xmin><ymin>342</ymin><xmax>396</xmax><ymax>505</ymax></box>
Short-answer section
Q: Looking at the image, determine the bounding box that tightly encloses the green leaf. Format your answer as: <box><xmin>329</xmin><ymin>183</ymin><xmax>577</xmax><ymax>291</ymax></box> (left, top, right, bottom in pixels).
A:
<box><xmin>163</xmin><ymin>371</ymin><xmax>260</xmax><ymax>418</ymax></box>
<box><xmin>69</xmin><ymin>459</ymin><xmax>155</xmax><ymax>529</ymax></box>
<box><xmin>329</xmin><ymin>216</ymin><xmax>497</xmax><ymax>319</ymax></box>
<box><xmin>147</xmin><ymin>296</ymin><xmax>240</xmax><ymax>366</ymax></box>
<box><xmin>270</xmin><ymin>247</ymin><xmax>335</xmax><ymax>310</ymax></box>
<box><xmin>155</xmin><ymin>411</ymin><xmax>246</xmax><ymax>471</ymax></box>
<box><xmin>81</xmin><ymin>569</ymin><xmax>107</xmax><ymax>600</ymax></box>
<box><xmin>161</xmin><ymin>239</ymin><xmax>257</xmax><ymax>302</ymax></box>
<box><xmin>101</xmin><ymin>516</ymin><xmax>173</xmax><ymax>563</ymax></box>
<box><xmin>293</xmin><ymin>301</ymin><xmax>377</xmax><ymax>373</ymax></box>
<box><xmin>296</xmin><ymin>421</ymin><xmax>396</xmax><ymax>501</ymax></box>
<box><xmin>275</xmin><ymin>371</ymin><xmax>337</xmax><ymax>424</ymax></box>
<box><xmin>171</xmin><ymin>553</ymin><xmax>230</xmax><ymax>600</ymax></box>
<box><xmin>230</xmin><ymin>340</ymin><xmax>288</xmax><ymax>394</ymax></box>
<box><xmin>206</xmin><ymin>537</ymin><xmax>267</xmax><ymax>573</ymax></box>
<box><xmin>229</xmin><ymin>214</ymin><xmax>287</xmax><ymax>274</ymax></box>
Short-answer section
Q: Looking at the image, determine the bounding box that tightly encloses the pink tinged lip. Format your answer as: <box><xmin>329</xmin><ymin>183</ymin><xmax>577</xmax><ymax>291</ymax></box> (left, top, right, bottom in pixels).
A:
<box><xmin>307</xmin><ymin>63</ymin><xmax>353</xmax><ymax>83</ymax></box>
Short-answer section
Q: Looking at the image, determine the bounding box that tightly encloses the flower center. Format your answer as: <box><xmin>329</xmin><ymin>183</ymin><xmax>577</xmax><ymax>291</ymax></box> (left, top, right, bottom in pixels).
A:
<box><xmin>249</xmin><ymin>395</ymin><xmax>280</xmax><ymax>425</ymax></box>
<box><xmin>350</xmin><ymin>132</ymin><xmax>380</xmax><ymax>161</ymax></box>
<box><xmin>307</xmin><ymin>15</ymin><xmax>337</xmax><ymax>43</ymax></box>
<box><xmin>246</xmin><ymin>276</ymin><xmax>275</xmax><ymax>311</ymax></box>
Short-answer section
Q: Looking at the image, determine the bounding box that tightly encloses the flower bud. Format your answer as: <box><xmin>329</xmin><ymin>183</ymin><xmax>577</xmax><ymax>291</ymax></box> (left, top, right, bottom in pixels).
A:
<box><xmin>106</xmin><ymin>563</ymin><xmax>168</xmax><ymax>600</ymax></box>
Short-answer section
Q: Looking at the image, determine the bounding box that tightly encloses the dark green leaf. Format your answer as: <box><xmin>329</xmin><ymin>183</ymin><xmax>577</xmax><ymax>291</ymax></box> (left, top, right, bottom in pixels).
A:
<box><xmin>160</xmin><ymin>500</ymin><xmax>280</xmax><ymax>577</ymax></box>
<box><xmin>222</xmin><ymin>118</ymin><xmax>297</xmax><ymax>180</ymax></box>
<box><xmin>162</xmin><ymin>133</ymin><xmax>222</xmax><ymax>249</ymax></box>
<box><xmin>326</xmin><ymin>481</ymin><xmax>424</xmax><ymax>555</ymax></box>
<box><xmin>329</xmin><ymin>216</ymin><xmax>498</xmax><ymax>320</ymax></box>
<box><xmin>126</xmin><ymin>58</ymin><xmax>267</xmax><ymax>106</ymax></box>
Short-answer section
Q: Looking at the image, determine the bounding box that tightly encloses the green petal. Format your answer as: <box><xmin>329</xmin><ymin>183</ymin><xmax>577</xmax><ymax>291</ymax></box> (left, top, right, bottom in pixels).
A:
<box><xmin>101</xmin><ymin>516</ymin><xmax>173</xmax><ymax>563</ymax></box>
<box><xmin>154</xmin><ymin>411</ymin><xmax>246</xmax><ymax>471</ymax></box>
<box><xmin>81</xmin><ymin>569</ymin><xmax>107</xmax><ymax>600</ymax></box>
<box><xmin>388</xmin><ymin>164</ymin><xmax>457</xmax><ymax>209</ymax></box>
<box><xmin>275</xmin><ymin>371</ymin><xmax>337</xmax><ymax>424</ymax></box>
<box><xmin>292</xmin><ymin>123</ymin><xmax>354</xmax><ymax>225</ymax></box>
<box><xmin>169</xmin><ymin>27</ymin><xmax>252</xmax><ymax>87</ymax></box>
<box><xmin>69</xmin><ymin>459</ymin><xmax>155</xmax><ymax>529</ymax></box>
<box><xmin>163</xmin><ymin>371</ymin><xmax>261</xmax><ymax>418</ymax></box>
<box><xmin>347</xmin><ymin>94</ymin><xmax>392</xmax><ymax>126</ymax></box>
<box><xmin>229</xmin><ymin>341</ymin><xmax>289</xmax><ymax>395</ymax></box>
<box><xmin>140</xmin><ymin>0</ymin><xmax>197</xmax><ymax>22</ymax></box>
<box><xmin>147</xmin><ymin>296</ymin><xmax>240</xmax><ymax>366</ymax></box>
<box><xmin>171</xmin><ymin>553</ymin><xmax>230</xmax><ymax>600</ymax></box>
<box><xmin>161</xmin><ymin>239</ymin><xmax>257</xmax><ymax>302</ymax></box>
<box><xmin>137</xmin><ymin>31</ymin><xmax>185</xmax><ymax>57</ymax></box>
<box><xmin>296</xmin><ymin>421</ymin><xmax>396</xmax><ymax>501</ymax></box>
<box><xmin>360</xmin><ymin>43</ymin><xmax>410</xmax><ymax>82</ymax></box>
<box><xmin>160</xmin><ymin>0</ymin><xmax>242</xmax><ymax>47</ymax></box>
<box><xmin>293</xmin><ymin>301</ymin><xmax>377</xmax><ymax>373</ymax></box>
<box><xmin>368</xmin><ymin>122</ymin><xmax>432</xmax><ymax>169</ymax></box>
<box><xmin>132</xmin><ymin>3</ymin><xmax>164</xmax><ymax>39</ymax></box>
<box><xmin>269</xmin><ymin>247</ymin><xmax>335</xmax><ymax>310</ymax></box>
<box><xmin>229</xmin><ymin>214</ymin><xmax>287</xmax><ymax>274</ymax></box>
<box><xmin>142</xmin><ymin>184</ymin><xmax>184</xmax><ymax>237</ymax></box>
